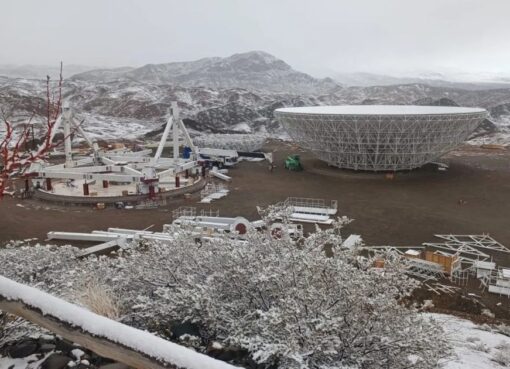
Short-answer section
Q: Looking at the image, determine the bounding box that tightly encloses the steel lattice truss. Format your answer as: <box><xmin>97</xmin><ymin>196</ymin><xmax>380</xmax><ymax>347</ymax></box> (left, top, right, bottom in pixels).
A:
<box><xmin>194</xmin><ymin>134</ymin><xmax>267</xmax><ymax>152</ymax></box>
<box><xmin>422</xmin><ymin>234</ymin><xmax>510</xmax><ymax>266</ymax></box>
<box><xmin>275</xmin><ymin>109</ymin><xmax>486</xmax><ymax>171</ymax></box>
<box><xmin>429</xmin><ymin>234</ymin><xmax>510</xmax><ymax>254</ymax></box>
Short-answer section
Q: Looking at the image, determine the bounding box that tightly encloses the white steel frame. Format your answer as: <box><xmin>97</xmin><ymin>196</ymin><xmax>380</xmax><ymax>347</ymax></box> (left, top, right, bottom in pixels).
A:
<box><xmin>431</xmin><ymin>234</ymin><xmax>510</xmax><ymax>254</ymax></box>
<box><xmin>275</xmin><ymin>109</ymin><xmax>487</xmax><ymax>171</ymax></box>
<box><xmin>283</xmin><ymin>197</ymin><xmax>338</xmax><ymax>214</ymax></box>
<box><xmin>30</xmin><ymin>102</ymin><xmax>199</xmax><ymax>195</ymax></box>
<box><xmin>423</xmin><ymin>234</ymin><xmax>509</xmax><ymax>265</ymax></box>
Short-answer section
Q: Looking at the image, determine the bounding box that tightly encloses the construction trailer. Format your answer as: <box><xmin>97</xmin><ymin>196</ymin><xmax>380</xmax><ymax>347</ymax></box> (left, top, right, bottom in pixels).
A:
<box><xmin>28</xmin><ymin>102</ymin><xmax>202</xmax><ymax>199</ymax></box>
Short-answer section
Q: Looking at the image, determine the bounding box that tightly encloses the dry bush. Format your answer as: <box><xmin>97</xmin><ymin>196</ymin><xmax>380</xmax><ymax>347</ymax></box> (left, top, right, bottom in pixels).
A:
<box><xmin>79</xmin><ymin>279</ymin><xmax>121</xmax><ymax>320</ymax></box>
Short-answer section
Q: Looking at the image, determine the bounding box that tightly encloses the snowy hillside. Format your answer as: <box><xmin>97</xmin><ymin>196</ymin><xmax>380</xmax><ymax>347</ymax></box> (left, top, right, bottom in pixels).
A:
<box><xmin>333</xmin><ymin>71</ymin><xmax>510</xmax><ymax>90</ymax></box>
<box><xmin>1</xmin><ymin>51</ymin><xmax>510</xmax><ymax>142</ymax></box>
<box><xmin>71</xmin><ymin>51</ymin><xmax>339</xmax><ymax>95</ymax></box>
<box><xmin>0</xmin><ymin>64</ymin><xmax>96</xmax><ymax>80</ymax></box>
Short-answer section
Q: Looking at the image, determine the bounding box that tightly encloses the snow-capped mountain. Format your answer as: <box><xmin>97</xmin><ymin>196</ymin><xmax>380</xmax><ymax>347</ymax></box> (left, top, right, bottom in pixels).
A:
<box><xmin>1</xmin><ymin>51</ymin><xmax>510</xmax><ymax>142</ymax></box>
<box><xmin>334</xmin><ymin>72</ymin><xmax>510</xmax><ymax>90</ymax></box>
<box><xmin>71</xmin><ymin>51</ymin><xmax>339</xmax><ymax>95</ymax></box>
<box><xmin>0</xmin><ymin>64</ymin><xmax>97</xmax><ymax>80</ymax></box>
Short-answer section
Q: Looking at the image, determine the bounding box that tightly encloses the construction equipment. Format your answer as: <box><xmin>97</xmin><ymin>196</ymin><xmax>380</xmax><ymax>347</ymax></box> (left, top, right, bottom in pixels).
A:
<box><xmin>284</xmin><ymin>155</ymin><xmax>303</xmax><ymax>171</ymax></box>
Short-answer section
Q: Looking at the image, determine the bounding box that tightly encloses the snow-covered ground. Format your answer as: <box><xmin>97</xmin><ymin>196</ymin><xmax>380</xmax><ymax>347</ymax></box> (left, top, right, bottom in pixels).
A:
<box><xmin>0</xmin><ymin>353</ymin><xmax>52</xmax><ymax>369</ymax></box>
<box><xmin>0</xmin><ymin>276</ymin><xmax>237</xmax><ymax>369</ymax></box>
<box><xmin>430</xmin><ymin>313</ymin><xmax>510</xmax><ymax>368</ymax></box>
<box><xmin>1</xmin><ymin>312</ymin><xmax>509</xmax><ymax>368</ymax></box>
<box><xmin>469</xmin><ymin>115</ymin><xmax>510</xmax><ymax>146</ymax></box>
<box><xmin>76</xmin><ymin>112</ymin><xmax>161</xmax><ymax>141</ymax></box>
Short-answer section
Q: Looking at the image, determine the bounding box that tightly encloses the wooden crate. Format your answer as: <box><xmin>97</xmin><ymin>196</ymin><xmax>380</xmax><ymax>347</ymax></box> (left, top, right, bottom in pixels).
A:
<box><xmin>424</xmin><ymin>251</ymin><xmax>459</xmax><ymax>275</ymax></box>
<box><xmin>374</xmin><ymin>259</ymin><xmax>385</xmax><ymax>268</ymax></box>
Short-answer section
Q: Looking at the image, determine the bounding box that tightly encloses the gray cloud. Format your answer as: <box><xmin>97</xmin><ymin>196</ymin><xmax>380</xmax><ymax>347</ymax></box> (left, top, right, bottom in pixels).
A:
<box><xmin>1</xmin><ymin>0</ymin><xmax>509</xmax><ymax>77</ymax></box>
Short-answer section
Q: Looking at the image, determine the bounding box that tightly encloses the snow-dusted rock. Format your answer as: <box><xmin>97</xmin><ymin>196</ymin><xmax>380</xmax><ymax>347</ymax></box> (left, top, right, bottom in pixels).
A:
<box><xmin>40</xmin><ymin>353</ymin><xmax>71</xmax><ymax>369</ymax></box>
<box><xmin>7</xmin><ymin>340</ymin><xmax>38</xmax><ymax>358</ymax></box>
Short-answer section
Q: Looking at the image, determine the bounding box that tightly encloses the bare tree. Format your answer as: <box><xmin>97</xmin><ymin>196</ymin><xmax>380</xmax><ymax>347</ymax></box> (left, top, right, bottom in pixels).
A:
<box><xmin>0</xmin><ymin>64</ymin><xmax>63</xmax><ymax>198</ymax></box>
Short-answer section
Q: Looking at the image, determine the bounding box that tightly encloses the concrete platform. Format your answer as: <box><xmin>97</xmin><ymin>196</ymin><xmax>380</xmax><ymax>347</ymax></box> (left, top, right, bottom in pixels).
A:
<box><xmin>46</xmin><ymin>177</ymin><xmax>193</xmax><ymax>198</ymax></box>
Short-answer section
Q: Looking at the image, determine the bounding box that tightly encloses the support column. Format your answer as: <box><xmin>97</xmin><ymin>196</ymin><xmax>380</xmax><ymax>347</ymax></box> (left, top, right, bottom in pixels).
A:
<box><xmin>25</xmin><ymin>179</ymin><xmax>30</xmax><ymax>192</ymax></box>
<box><xmin>148</xmin><ymin>185</ymin><xmax>155</xmax><ymax>199</ymax></box>
<box><xmin>201</xmin><ymin>165</ymin><xmax>206</xmax><ymax>178</ymax></box>
<box><xmin>83</xmin><ymin>182</ymin><xmax>89</xmax><ymax>196</ymax></box>
<box><xmin>62</xmin><ymin>102</ymin><xmax>73</xmax><ymax>168</ymax></box>
<box><xmin>46</xmin><ymin>178</ymin><xmax>52</xmax><ymax>191</ymax></box>
<box><xmin>184</xmin><ymin>169</ymin><xmax>189</xmax><ymax>179</ymax></box>
<box><xmin>102</xmin><ymin>180</ymin><xmax>109</xmax><ymax>188</ymax></box>
<box><xmin>172</xmin><ymin>101</ymin><xmax>179</xmax><ymax>162</ymax></box>
<box><xmin>175</xmin><ymin>176</ymin><xmax>180</xmax><ymax>188</ymax></box>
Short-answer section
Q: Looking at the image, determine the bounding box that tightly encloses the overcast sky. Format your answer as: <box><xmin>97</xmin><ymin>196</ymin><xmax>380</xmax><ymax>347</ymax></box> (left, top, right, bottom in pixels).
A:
<box><xmin>1</xmin><ymin>0</ymin><xmax>510</xmax><ymax>77</ymax></box>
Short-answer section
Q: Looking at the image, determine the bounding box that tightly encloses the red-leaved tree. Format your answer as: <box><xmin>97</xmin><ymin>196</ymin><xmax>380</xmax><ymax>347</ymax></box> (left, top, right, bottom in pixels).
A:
<box><xmin>0</xmin><ymin>64</ymin><xmax>63</xmax><ymax>198</ymax></box>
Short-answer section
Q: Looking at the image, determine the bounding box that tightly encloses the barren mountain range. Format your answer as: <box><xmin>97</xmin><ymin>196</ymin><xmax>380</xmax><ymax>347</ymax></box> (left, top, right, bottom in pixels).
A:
<box><xmin>1</xmin><ymin>51</ymin><xmax>509</xmax><ymax>142</ymax></box>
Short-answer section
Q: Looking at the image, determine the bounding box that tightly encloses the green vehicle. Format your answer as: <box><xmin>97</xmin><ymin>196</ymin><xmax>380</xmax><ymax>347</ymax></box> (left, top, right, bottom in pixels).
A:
<box><xmin>284</xmin><ymin>155</ymin><xmax>303</xmax><ymax>171</ymax></box>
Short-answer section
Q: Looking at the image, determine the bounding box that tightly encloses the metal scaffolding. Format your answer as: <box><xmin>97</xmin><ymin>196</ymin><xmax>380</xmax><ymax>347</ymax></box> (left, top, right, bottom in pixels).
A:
<box><xmin>275</xmin><ymin>105</ymin><xmax>487</xmax><ymax>171</ymax></box>
<box><xmin>430</xmin><ymin>234</ymin><xmax>510</xmax><ymax>254</ymax></box>
<box><xmin>423</xmin><ymin>234</ymin><xmax>510</xmax><ymax>266</ymax></box>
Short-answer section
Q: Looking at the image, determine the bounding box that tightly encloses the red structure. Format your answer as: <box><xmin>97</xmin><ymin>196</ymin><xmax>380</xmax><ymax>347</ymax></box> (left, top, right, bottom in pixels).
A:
<box><xmin>83</xmin><ymin>182</ymin><xmax>89</xmax><ymax>196</ymax></box>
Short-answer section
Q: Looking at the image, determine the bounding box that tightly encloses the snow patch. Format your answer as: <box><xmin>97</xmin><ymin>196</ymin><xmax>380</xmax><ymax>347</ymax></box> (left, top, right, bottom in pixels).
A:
<box><xmin>427</xmin><ymin>313</ymin><xmax>510</xmax><ymax>369</ymax></box>
<box><xmin>0</xmin><ymin>276</ymin><xmax>238</xmax><ymax>369</ymax></box>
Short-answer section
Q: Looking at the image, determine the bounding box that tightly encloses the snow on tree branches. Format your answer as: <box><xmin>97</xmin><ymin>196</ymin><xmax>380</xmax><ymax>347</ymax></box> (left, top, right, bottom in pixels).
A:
<box><xmin>0</xmin><ymin>216</ymin><xmax>449</xmax><ymax>368</ymax></box>
<box><xmin>0</xmin><ymin>65</ymin><xmax>63</xmax><ymax>198</ymax></box>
